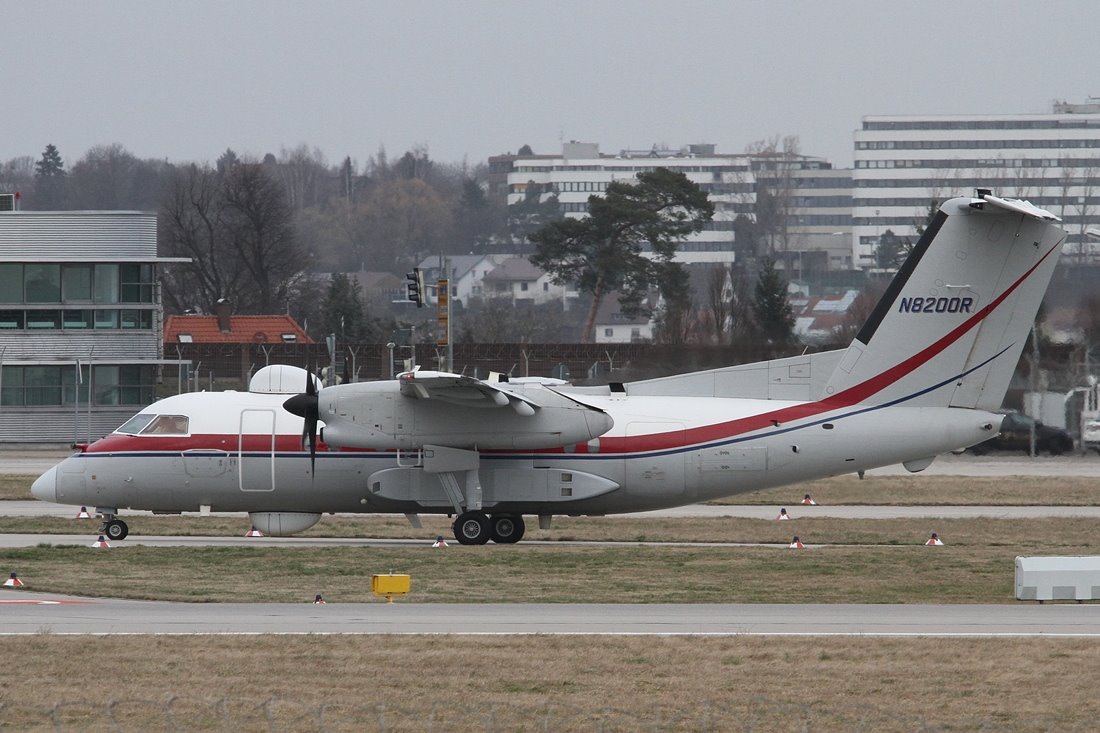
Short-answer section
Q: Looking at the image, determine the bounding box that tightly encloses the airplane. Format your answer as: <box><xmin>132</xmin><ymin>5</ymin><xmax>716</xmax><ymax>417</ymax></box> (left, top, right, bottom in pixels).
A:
<box><xmin>32</xmin><ymin>190</ymin><xmax>1066</xmax><ymax>545</ymax></box>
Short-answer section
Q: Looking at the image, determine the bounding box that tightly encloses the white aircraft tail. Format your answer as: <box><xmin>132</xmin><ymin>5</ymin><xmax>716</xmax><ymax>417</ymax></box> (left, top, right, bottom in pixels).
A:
<box><xmin>824</xmin><ymin>191</ymin><xmax>1066</xmax><ymax>410</ymax></box>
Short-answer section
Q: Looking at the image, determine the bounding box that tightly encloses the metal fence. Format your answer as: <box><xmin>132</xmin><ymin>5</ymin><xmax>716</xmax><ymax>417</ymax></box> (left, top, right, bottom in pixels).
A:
<box><xmin>167</xmin><ymin>341</ymin><xmax>794</xmax><ymax>392</ymax></box>
<box><xmin>0</xmin><ymin>696</ymin><xmax>1085</xmax><ymax>732</ymax></box>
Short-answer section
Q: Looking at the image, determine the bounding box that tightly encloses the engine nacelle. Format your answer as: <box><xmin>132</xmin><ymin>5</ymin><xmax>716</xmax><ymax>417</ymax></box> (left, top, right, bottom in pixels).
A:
<box><xmin>318</xmin><ymin>380</ymin><xmax>612</xmax><ymax>450</ymax></box>
<box><xmin>248</xmin><ymin>511</ymin><xmax>322</xmax><ymax>536</ymax></box>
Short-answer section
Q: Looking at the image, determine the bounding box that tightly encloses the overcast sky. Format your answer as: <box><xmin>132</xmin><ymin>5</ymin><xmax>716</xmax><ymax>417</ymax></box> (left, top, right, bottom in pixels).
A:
<box><xmin>5</xmin><ymin>1</ymin><xmax>1099</xmax><ymax>171</ymax></box>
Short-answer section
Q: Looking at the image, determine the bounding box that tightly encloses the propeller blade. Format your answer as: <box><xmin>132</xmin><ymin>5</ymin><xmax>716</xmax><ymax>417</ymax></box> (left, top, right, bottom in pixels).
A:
<box><xmin>282</xmin><ymin>366</ymin><xmax>319</xmax><ymax>475</ymax></box>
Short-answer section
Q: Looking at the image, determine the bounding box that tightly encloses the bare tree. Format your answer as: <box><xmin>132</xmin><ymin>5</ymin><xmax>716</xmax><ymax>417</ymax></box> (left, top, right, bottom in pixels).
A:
<box><xmin>705</xmin><ymin>263</ymin><xmax>732</xmax><ymax>344</ymax></box>
<box><xmin>275</xmin><ymin>144</ymin><xmax>328</xmax><ymax>211</ymax></box>
<box><xmin>159</xmin><ymin>162</ymin><xmax>307</xmax><ymax>315</ymax></box>
<box><xmin>0</xmin><ymin>156</ymin><xmax>35</xmax><ymax>201</ymax></box>
<box><xmin>746</xmin><ymin>135</ymin><xmax>801</xmax><ymax>264</ymax></box>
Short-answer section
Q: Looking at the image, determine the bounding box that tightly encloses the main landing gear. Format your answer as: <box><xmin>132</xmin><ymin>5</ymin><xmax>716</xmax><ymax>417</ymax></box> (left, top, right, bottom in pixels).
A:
<box><xmin>452</xmin><ymin>511</ymin><xmax>526</xmax><ymax>545</ymax></box>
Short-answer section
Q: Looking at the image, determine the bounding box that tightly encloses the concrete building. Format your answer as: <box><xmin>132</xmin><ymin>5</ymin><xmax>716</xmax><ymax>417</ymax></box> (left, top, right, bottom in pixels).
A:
<box><xmin>497</xmin><ymin>141</ymin><xmax>849</xmax><ymax>273</ymax></box>
<box><xmin>852</xmin><ymin>98</ymin><xmax>1100</xmax><ymax>266</ymax></box>
<box><xmin>0</xmin><ymin>210</ymin><xmax>186</xmax><ymax>443</ymax></box>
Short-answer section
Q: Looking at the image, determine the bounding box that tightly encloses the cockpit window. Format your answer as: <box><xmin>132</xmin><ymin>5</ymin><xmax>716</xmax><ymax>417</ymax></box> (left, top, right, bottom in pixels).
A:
<box><xmin>115</xmin><ymin>413</ymin><xmax>156</xmax><ymax>435</ymax></box>
<box><xmin>140</xmin><ymin>415</ymin><xmax>190</xmax><ymax>435</ymax></box>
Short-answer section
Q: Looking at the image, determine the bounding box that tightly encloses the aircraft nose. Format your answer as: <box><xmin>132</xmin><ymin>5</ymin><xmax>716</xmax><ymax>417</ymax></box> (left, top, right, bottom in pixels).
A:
<box><xmin>31</xmin><ymin>466</ymin><xmax>58</xmax><ymax>503</ymax></box>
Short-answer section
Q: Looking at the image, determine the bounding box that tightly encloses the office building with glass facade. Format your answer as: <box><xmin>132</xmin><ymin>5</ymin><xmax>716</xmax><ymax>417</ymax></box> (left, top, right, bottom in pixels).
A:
<box><xmin>0</xmin><ymin>211</ymin><xmax>185</xmax><ymax>443</ymax></box>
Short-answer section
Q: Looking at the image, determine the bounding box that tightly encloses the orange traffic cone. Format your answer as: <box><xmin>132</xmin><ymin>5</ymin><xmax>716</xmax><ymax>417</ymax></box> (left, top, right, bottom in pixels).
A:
<box><xmin>313</xmin><ymin>594</ymin><xmax>326</xmax><ymax>604</ymax></box>
<box><xmin>776</xmin><ymin>508</ymin><xmax>791</xmax><ymax>520</ymax></box>
<box><xmin>76</xmin><ymin>506</ymin><xmax>91</xmax><ymax>519</ymax></box>
<box><xmin>925</xmin><ymin>532</ymin><xmax>944</xmax><ymax>546</ymax></box>
<box><xmin>4</xmin><ymin>572</ymin><xmax>24</xmax><ymax>588</ymax></box>
<box><xmin>801</xmin><ymin>494</ymin><xmax>817</xmax><ymax>506</ymax></box>
<box><xmin>91</xmin><ymin>535</ymin><xmax>110</xmax><ymax>549</ymax></box>
<box><xmin>789</xmin><ymin>536</ymin><xmax>805</xmax><ymax>549</ymax></box>
<box><xmin>245</xmin><ymin>526</ymin><xmax>264</xmax><ymax>537</ymax></box>
<box><xmin>432</xmin><ymin>535</ymin><xmax>448</xmax><ymax>548</ymax></box>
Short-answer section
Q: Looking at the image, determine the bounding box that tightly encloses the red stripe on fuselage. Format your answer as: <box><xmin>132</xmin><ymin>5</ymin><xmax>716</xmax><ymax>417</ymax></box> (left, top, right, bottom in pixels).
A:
<box><xmin>82</xmin><ymin>241</ymin><xmax>1058</xmax><ymax>460</ymax></box>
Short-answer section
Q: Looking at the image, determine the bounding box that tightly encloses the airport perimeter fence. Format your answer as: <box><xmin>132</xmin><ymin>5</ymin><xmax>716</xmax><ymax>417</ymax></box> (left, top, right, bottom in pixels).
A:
<box><xmin>167</xmin><ymin>341</ymin><xmax>795</xmax><ymax>392</ymax></box>
<box><xmin>0</xmin><ymin>696</ymin><xmax>1086</xmax><ymax>732</ymax></box>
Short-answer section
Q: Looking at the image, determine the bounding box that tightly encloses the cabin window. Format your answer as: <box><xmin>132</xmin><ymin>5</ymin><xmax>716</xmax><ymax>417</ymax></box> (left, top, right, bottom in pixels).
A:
<box><xmin>116</xmin><ymin>413</ymin><xmax>156</xmax><ymax>435</ymax></box>
<box><xmin>141</xmin><ymin>415</ymin><xmax>190</xmax><ymax>435</ymax></box>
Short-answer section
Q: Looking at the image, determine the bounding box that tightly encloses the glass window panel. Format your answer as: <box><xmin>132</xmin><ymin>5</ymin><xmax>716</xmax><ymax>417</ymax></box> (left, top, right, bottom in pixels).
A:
<box><xmin>94</xmin><ymin>264</ymin><xmax>119</xmax><ymax>304</ymax></box>
<box><xmin>119</xmin><ymin>263</ymin><xmax>155</xmax><ymax>303</ymax></box>
<box><xmin>94</xmin><ymin>310</ymin><xmax>119</xmax><ymax>329</ymax></box>
<box><xmin>24</xmin><ymin>264</ymin><xmax>61</xmax><ymax>303</ymax></box>
<box><xmin>116</xmin><ymin>413</ymin><xmax>156</xmax><ymax>434</ymax></box>
<box><xmin>63</xmin><ymin>310</ymin><xmax>94</xmax><ymax>329</ymax></box>
<box><xmin>25</xmin><ymin>366</ymin><xmax>62</xmax><ymax>405</ymax></box>
<box><xmin>141</xmin><ymin>415</ymin><xmax>189</xmax><ymax>435</ymax></box>
<box><xmin>0</xmin><ymin>264</ymin><xmax>21</xmax><ymax>303</ymax></box>
<box><xmin>26</xmin><ymin>310</ymin><xmax>61</xmax><ymax>329</ymax></box>
<box><xmin>61</xmin><ymin>365</ymin><xmax>91</xmax><ymax>404</ymax></box>
<box><xmin>120</xmin><ymin>310</ymin><xmax>141</xmax><ymax>329</ymax></box>
<box><xmin>93</xmin><ymin>365</ymin><xmax>120</xmax><ymax>405</ymax></box>
<box><xmin>0</xmin><ymin>310</ymin><xmax>24</xmax><ymax>329</ymax></box>
<box><xmin>62</xmin><ymin>265</ymin><xmax>93</xmax><ymax>302</ymax></box>
<box><xmin>0</xmin><ymin>366</ymin><xmax>22</xmax><ymax>406</ymax></box>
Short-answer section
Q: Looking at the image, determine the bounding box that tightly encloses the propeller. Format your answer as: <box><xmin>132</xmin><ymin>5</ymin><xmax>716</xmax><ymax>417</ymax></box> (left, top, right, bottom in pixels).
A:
<box><xmin>282</xmin><ymin>367</ymin><xmax>319</xmax><ymax>474</ymax></box>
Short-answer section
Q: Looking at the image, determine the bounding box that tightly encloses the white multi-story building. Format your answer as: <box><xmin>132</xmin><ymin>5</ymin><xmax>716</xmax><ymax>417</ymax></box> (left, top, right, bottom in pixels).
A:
<box><xmin>505</xmin><ymin>142</ymin><xmax>752</xmax><ymax>264</ymax></box>
<box><xmin>852</xmin><ymin>99</ymin><xmax>1100</xmax><ymax>266</ymax></box>
<box><xmin>500</xmin><ymin>142</ymin><xmax>851</xmax><ymax>273</ymax></box>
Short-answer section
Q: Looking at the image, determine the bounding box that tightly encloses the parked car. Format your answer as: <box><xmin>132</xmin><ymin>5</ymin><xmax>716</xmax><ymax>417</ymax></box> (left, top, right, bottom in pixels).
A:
<box><xmin>1083</xmin><ymin>417</ymin><xmax>1100</xmax><ymax>454</ymax></box>
<box><xmin>969</xmin><ymin>412</ymin><xmax>1074</xmax><ymax>455</ymax></box>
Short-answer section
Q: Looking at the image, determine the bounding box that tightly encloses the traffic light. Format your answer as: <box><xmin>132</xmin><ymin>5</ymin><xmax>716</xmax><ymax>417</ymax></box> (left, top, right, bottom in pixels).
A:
<box><xmin>405</xmin><ymin>267</ymin><xmax>425</xmax><ymax>307</ymax></box>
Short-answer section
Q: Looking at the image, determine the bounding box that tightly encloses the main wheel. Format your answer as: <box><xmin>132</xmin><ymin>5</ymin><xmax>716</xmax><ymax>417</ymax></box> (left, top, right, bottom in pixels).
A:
<box><xmin>453</xmin><ymin>511</ymin><xmax>491</xmax><ymax>545</ymax></box>
<box><xmin>104</xmin><ymin>519</ymin><xmax>129</xmax><ymax>541</ymax></box>
<box><xmin>490</xmin><ymin>514</ymin><xmax>526</xmax><ymax>544</ymax></box>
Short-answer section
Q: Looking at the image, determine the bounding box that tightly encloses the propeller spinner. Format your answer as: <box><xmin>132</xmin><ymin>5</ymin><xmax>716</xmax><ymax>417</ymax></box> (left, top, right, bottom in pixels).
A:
<box><xmin>282</xmin><ymin>369</ymin><xmax>319</xmax><ymax>473</ymax></box>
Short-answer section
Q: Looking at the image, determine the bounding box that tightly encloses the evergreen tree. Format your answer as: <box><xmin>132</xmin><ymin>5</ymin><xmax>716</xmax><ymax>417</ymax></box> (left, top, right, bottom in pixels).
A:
<box><xmin>875</xmin><ymin>229</ymin><xmax>905</xmax><ymax>270</ymax></box>
<box><xmin>320</xmin><ymin>273</ymin><xmax>376</xmax><ymax>341</ymax></box>
<box><xmin>752</xmin><ymin>257</ymin><xmax>794</xmax><ymax>346</ymax></box>
<box><xmin>530</xmin><ymin>167</ymin><xmax>713</xmax><ymax>342</ymax></box>
<box><xmin>34</xmin><ymin>144</ymin><xmax>67</xmax><ymax>209</ymax></box>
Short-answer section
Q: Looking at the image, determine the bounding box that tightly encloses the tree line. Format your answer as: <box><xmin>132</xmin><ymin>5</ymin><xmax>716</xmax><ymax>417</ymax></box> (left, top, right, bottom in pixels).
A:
<box><xmin>2</xmin><ymin>142</ymin><xmax>802</xmax><ymax>349</ymax></box>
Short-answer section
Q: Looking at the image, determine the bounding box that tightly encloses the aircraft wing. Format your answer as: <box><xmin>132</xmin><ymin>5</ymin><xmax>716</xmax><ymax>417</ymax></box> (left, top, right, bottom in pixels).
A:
<box><xmin>397</xmin><ymin>370</ymin><xmax>540</xmax><ymax>416</ymax></box>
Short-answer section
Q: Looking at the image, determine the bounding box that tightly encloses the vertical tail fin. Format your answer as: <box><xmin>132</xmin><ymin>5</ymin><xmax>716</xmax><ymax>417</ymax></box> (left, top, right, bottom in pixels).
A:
<box><xmin>824</xmin><ymin>192</ymin><xmax>1065</xmax><ymax>409</ymax></box>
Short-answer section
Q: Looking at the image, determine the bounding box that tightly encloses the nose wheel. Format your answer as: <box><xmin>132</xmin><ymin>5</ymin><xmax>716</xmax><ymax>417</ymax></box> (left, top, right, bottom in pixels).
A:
<box><xmin>102</xmin><ymin>518</ymin><xmax>129</xmax><ymax>541</ymax></box>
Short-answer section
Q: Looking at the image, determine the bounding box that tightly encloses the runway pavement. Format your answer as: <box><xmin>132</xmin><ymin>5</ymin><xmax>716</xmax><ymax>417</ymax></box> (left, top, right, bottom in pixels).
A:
<box><xmin>4</xmin><ymin>450</ymin><xmax>1099</xmax><ymax>637</ymax></box>
<box><xmin>1</xmin><ymin>593</ymin><xmax>1098</xmax><ymax>636</ymax></box>
<box><xmin>6</xmin><ymin>500</ymin><xmax>1100</xmax><ymax>521</ymax></box>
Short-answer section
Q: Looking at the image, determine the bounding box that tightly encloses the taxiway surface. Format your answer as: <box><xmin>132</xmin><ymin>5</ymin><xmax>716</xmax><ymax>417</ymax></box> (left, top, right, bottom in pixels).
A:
<box><xmin>2</xmin><ymin>592</ymin><xmax>1098</xmax><ymax>636</ymax></box>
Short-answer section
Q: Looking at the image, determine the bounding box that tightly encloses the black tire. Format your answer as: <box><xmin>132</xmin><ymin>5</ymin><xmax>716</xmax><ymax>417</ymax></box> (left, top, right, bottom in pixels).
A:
<box><xmin>490</xmin><ymin>514</ymin><xmax>526</xmax><ymax>544</ymax></box>
<box><xmin>105</xmin><ymin>519</ymin><xmax>129</xmax><ymax>541</ymax></box>
<box><xmin>453</xmin><ymin>511</ymin><xmax>490</xmax><ymax>545</ymax></box>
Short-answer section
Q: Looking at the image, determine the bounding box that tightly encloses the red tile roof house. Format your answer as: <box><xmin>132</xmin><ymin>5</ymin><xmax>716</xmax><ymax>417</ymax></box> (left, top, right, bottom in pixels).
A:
<box><xmin>164</xmin><ymin>302</ymin><xmax>313</xmax><ymax>386</ymax></box>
